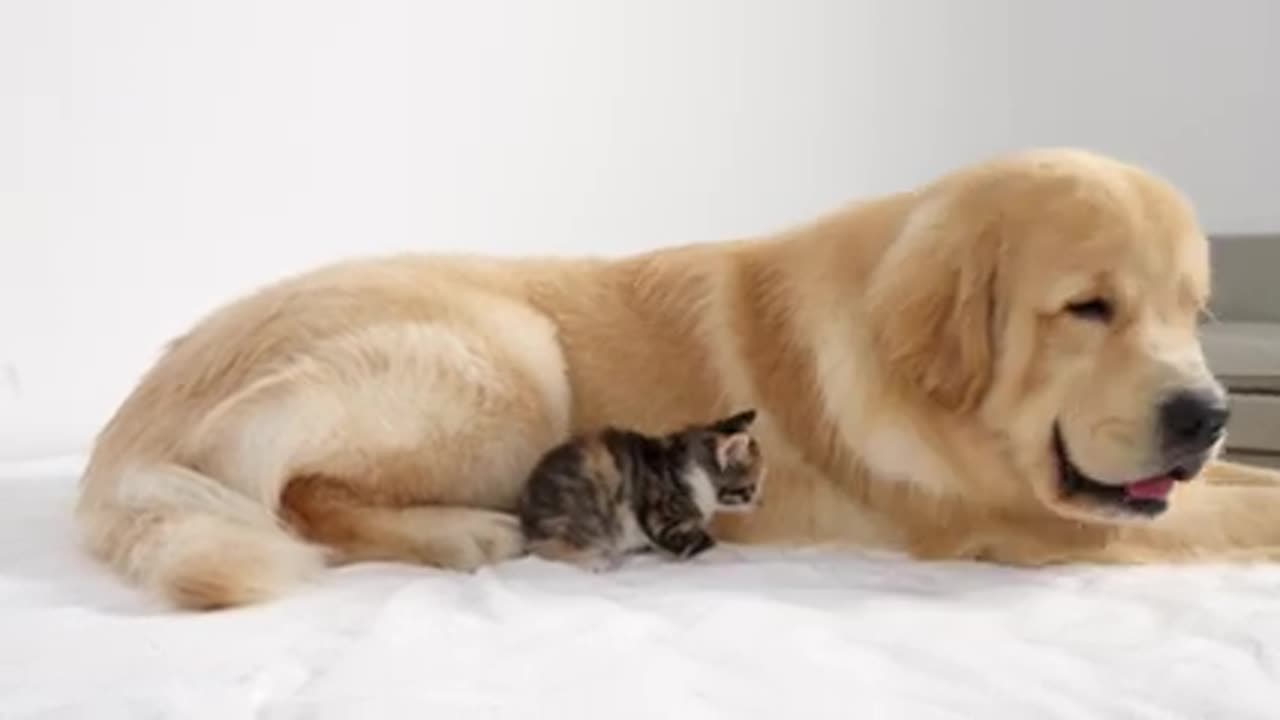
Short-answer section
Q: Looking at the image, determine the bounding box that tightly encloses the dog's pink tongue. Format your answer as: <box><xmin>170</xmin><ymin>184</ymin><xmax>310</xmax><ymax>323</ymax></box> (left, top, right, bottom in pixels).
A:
<box><xmin>1126</xmin><ymin>476</ymin><xmax>1175</xmax><ymax>500</ymax></box>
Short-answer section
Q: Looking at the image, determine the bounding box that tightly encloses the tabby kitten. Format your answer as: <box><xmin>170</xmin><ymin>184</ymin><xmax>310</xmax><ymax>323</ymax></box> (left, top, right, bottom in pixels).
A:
<box><xmin>517</xmin><ymin>409</ymin><xmax>765</xmax><ymax>572</ymax></box>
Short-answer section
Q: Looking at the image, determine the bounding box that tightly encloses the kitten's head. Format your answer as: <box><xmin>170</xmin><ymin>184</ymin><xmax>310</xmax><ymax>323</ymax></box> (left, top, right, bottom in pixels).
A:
<box><xmin>696</xmin><ymin>409</ymin><xmax>765</xmax><ymax>512</ymax></box>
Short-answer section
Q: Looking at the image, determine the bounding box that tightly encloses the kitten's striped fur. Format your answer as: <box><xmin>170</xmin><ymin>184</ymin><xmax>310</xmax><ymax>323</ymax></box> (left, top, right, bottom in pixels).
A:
<box><xmin>518</xmin><ymin>409</ymin><xmax>764</xmax><ymax>571</ymax></box>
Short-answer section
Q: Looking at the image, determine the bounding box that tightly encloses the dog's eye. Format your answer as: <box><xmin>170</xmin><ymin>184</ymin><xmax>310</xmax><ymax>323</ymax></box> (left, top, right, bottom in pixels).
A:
<box><xmin>1065</xmin><ymin>298</ymin><xmax>1114</xmax><ymax>323</ymax></box>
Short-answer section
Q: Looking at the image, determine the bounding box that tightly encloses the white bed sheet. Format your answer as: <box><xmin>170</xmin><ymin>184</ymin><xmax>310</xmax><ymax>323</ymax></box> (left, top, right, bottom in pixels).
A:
<box><xmin>2</xmin><ymin>456</ymin><xmax>1279</xmax><ymax>720</ymax></box>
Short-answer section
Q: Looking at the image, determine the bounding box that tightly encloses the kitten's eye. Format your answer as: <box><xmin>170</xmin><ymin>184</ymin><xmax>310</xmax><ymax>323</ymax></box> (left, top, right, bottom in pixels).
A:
<box><xmin>1065</xmin><ymin>298</ymin><xmax>1114</xmax><ymax>323</ymax></box>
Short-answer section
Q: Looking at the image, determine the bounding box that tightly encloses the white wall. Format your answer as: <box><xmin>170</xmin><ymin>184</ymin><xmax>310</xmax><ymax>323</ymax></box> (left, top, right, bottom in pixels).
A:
<box><xmin>2</xmin><ymin>0</ymin><xmax>1278</xmax><ymax>461</ymax></box>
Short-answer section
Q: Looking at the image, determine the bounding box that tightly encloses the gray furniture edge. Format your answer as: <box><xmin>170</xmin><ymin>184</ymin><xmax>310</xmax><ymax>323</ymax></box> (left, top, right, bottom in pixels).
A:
<box><xmin>1208</xmin><ymin>233</ymin><xmax>1280</xmax><ymax>323</ymax></box>
<box><xmin>1206</xmin><ymin>233</ymin><xmax>1280</xmax><ymax>469</ymax></box>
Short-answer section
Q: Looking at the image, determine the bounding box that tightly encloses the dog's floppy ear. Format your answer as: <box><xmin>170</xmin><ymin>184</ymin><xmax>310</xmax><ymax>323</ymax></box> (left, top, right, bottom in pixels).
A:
<box><xmin>863</xmin><ymin>198</ymin><xmax>1000</xmax><ymax>413</ymax></box>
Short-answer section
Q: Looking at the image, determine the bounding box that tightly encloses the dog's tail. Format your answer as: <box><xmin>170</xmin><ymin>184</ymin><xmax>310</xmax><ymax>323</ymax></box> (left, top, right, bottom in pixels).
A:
<box><xmin>76</xmin><ymin>463</ymin><xmax>327</xmax><ymax>610</ymax></box>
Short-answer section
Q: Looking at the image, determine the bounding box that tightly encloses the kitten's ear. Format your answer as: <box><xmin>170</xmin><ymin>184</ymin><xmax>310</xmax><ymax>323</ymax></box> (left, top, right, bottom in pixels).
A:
<box><xmin>710</xmin><ymin>409</ymin><xmax>757</xmax><ymax>434</ymax></box>
<box><xmin>714</xmin><ymin>433</ymin><xmax>753</xmax><ymax>470</ymax></box>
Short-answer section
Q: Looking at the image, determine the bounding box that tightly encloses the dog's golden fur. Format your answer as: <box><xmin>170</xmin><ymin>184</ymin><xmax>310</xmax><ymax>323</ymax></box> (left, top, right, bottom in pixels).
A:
<box><xmin>76</xmin><ymin>148</ymin><xmax>1280</xmax><ymax>610</ymax></box>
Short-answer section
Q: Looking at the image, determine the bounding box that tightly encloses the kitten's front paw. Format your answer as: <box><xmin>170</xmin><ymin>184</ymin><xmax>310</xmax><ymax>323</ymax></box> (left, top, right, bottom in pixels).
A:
<box><xmin>677</xmin><ymin>531</ymin><xmax>716</xmax><ymax>560</ymax></box>
<box><xmin>579</xmin><ymin>553</ymin><xmax>623</xmax><ymax>574</ymax></box>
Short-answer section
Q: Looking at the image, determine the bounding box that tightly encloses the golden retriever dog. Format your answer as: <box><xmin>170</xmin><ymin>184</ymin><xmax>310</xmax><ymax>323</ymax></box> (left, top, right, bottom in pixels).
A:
<box><xmin>76</xmin><ymin>147</ymin><xmax>1280</xmax><ymax>610</ymax></box>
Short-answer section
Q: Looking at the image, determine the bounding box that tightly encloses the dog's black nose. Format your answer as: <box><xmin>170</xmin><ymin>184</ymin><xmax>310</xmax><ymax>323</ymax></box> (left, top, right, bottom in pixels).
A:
<box><xmin>1159</xmin><ymin>389</ymin><xmax>1230</xmax><ymax>453</ymax></box>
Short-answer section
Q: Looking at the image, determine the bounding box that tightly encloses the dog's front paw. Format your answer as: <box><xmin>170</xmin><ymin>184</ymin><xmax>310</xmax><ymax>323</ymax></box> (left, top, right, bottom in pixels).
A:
<box><xmin>443</xmin><ymin>511</ymin><xmax>526</xmax><ymax>571</ymax></box>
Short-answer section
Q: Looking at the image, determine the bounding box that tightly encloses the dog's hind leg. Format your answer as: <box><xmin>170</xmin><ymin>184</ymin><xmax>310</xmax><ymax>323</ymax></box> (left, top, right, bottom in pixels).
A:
<box><xmin>280</xmin><ymin>475</ymin><xmax>526</xmax><ymax>570</ymax></box>
<box><xmin>190</xmin><ymin>315</ymin><xmax>566</xmax><ymax>579</ymax></box>
<box><xmin>210</xmin><ymin>315</ymin><xmax>569</xmax><ymax>570</ymax></box>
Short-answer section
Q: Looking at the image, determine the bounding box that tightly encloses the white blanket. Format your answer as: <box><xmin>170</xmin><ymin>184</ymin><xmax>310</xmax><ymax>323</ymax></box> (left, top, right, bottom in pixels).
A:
<box><xmin>2</xmin><ymin>456</ymin><xmax>1278</xmax><ymax>719</ymax></box>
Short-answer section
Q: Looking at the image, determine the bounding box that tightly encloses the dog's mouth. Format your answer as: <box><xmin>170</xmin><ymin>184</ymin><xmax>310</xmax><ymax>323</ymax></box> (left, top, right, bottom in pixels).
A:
<box><xmin>1051</xmin><ymin>425</ymin><xmax>1196</xmax><ymax>518</ymax></box>
<box><xmin>717</xmin><ymin>487</ymin><xmax>759</xmax><ymax>509</ymax></box>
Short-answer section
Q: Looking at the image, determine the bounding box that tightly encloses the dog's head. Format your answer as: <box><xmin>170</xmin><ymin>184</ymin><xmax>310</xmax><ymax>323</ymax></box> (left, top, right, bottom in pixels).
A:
<box><xmin>864</xmin><ymin>149</ymin><xmax>1227</xmax><ymax>523</ymax></box>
